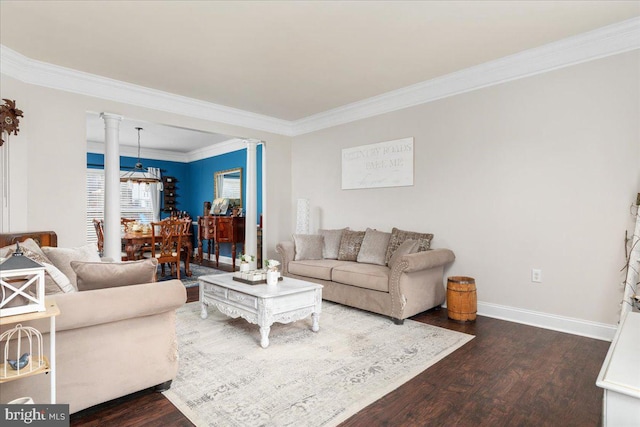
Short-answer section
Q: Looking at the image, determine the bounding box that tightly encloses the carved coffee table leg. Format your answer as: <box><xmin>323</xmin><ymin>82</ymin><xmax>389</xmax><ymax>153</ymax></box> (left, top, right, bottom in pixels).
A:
<box><xmin>312</xmin><ymin>312</ymin><xmax>320</xmax><ymax>332</ymax></box>
<box><xmin>200</xmin><ymin>302</ymin><xmax>208</xmax><ymax>319</ymax></box>
<box><xmin>259</xmin><ymin>325</ymin><xmax>271</xmax><ymax>348</ymax></box>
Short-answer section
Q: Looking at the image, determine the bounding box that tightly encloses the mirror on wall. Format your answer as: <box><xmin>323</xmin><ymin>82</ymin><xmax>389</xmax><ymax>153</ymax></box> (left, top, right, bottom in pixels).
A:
<box><xmin>214</xmin><ymin>167</ymin><xmax>243</xmax><ymax>208</ymax></box>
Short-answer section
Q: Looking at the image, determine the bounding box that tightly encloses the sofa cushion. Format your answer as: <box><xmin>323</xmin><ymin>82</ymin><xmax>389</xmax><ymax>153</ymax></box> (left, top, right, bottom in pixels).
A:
<box><xmin>289</xmin><ymin>259</ymin><xmax>352</xmax><ymax>281</ymax></box>
<box><xmin>43</xmin><ymin>244</ymin><xmax>101</xmax><ymax>290</ymax></box>
<box><xmin>293</xmin><ymin>234</ymin><xmax>324</xmax><ymax>261</ymax></box>
<box><xmin>385</xmin><ymin>228</ymin><xmax>434</xmax><ymax>265</ymax></box>
<box><xmin>332</xmin><ymin>262</ymin><xmax>390</xmax><ymax>292</ymax></box>
<box><xmin>357</xmin><ymin>228</ymin><xmax>391</xmax><ymax>266</ymax></box>
<box><xmin>318</xmin><ymin>228</ymin><xmax>348</xmax><ymax>259</ymax></box>
<box><xmin>338</xmin><ymin>230</ymin><xmax>366</xmax><ymax>261</ymax></box>
<box><xmin>72</xmin><ymin>258</ymin><xmax>159</xmax><ymax>291</ymax></box>
<box><xmin>388</xmin><ymin>239</ymin><xmax>419</xmax><ymax>269</ymax></box>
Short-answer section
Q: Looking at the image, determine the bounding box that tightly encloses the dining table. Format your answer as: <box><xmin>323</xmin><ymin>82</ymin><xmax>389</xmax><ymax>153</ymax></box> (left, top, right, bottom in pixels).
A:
<box><xmin>121</xmin><ymin>231</ymin><xmax>193</xmax><ymax>277</ymax></box>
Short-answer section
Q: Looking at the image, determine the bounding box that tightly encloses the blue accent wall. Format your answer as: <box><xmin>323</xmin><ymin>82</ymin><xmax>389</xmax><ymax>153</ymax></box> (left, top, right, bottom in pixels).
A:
<box><xmin>87</xmin><ymin>145</ymin><xmax>262</xmax><ymax>259</ymax></box>
<box><xmin>186</xmin><ymin>146</ymin><xmax>263</xmax><ymax>219</ymax></box>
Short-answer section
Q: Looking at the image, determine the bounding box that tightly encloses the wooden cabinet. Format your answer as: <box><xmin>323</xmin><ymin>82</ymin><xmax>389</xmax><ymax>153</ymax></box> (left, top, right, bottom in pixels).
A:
<box><xmin>163</xmin><ymin>176</ymin><xmax>178</xmax><ymax>213</ymax></box>
<box><xmin>197</xmin><ymin>216</ymin><xmax>245</xmax><ymax>270</ymax></box>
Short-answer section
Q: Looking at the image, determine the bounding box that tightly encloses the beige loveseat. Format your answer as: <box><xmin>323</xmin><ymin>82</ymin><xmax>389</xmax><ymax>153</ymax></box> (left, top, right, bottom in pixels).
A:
<box><xmin>0</xmin><ymin>232</ymin><xmax>186</xmax><ymax>414</ymax></box>
<box><xmin>277</xmin><ymin>227</ymin><xmax>455</xmax><ymax>324</ymax></box>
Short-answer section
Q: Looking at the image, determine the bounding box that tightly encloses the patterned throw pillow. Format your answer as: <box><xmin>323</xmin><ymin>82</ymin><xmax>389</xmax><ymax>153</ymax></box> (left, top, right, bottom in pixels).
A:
<box><xmin>385</xmin><ymin>228</ymin><xmax>434</xmax><ymax>266</ymax></box>
<box><xmin>388</xmin><ymin>239</ymin><xmax>419</xmax><ymax>269</ymax></box>
<box><xmin>318</xmin><ymin>228</ymin><xmax>348</xmax><ymax>259</ymax></box>
<box><xmin>337</xmin><ymin>230</ymin><xmax>366</xmax><ymax>261</ymax></box>
<box><xmin>357</xmin><ymin>228</ymin><xmax>391</xmax><ymax>266</ymax></box>
<box><xmin>7</xmin><ymin>247</ymin><xmax>69</xmax><ymax>295</ymax></box>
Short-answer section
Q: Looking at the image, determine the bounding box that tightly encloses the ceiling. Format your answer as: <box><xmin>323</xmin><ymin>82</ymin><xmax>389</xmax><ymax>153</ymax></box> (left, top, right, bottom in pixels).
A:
<box><xmin>85</xmin><ymin>113</ymin><xmax>235</xmax><ymax>155</ymax></box>
<box><xmin>1</xmin><ymin>1</ymin><xmax>639</xmax><ymax>153</ymax></box>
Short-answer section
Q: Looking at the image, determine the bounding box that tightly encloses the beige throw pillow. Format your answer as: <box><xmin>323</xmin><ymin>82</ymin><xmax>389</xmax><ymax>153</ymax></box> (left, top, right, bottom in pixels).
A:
<box><xmin>292</xmin><ymin>234</ymin><xmax>324</xmax><ymax>261</ymax></box>
<box><xmin>384</xmin><ymin>228</ymin><xmax>434</xmax><ymax>265</ymax></box>
<box><xmin>42</xmin><ymin>244</ymin><xmax>101</xmax><ymax>290</ymax></box>
<box><xmin>357</xmin><ymin>228</ymin><xmax>391</xmax><ymax>266</ymax></box>
<box><xmin>337</xmin><ymin>230</ymin><xmax>366</xmax><ymax>261</ymax></box>
<box><xmin>72</xmin><ymin>258</ymin><xmax>158</xmax><ymax>291</ymax></box>
<box><xmin>388</xmin><ymin>239</ymin><xmax>419</xmax><ymax>268</ymax></box>
<box><xmin>318</xmin><ymin>228</ymin><xmax>348</xmax><ymax>259</ymax></box>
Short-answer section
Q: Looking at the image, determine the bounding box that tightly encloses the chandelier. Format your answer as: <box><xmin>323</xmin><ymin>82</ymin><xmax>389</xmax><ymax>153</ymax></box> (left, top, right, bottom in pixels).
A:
<box><xmin>119</xmin><ymin>127</ymin><xmax>160</xmax><ymax>185</ymax></box>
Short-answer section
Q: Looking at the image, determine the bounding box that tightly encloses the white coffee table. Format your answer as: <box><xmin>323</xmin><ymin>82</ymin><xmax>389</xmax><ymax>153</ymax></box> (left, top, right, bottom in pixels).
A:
<box><xmin>199</xmin><ymin>273</ymin><xmax>323</xmax><ymax>348</ymax></box>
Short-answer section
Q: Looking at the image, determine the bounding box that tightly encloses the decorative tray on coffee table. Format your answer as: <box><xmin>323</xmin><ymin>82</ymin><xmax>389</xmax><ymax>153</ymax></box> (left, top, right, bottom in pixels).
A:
<box><xmin>232</xmin><ymin>271</ymin><xmax>283</xmax><ymax>285</ymax></box>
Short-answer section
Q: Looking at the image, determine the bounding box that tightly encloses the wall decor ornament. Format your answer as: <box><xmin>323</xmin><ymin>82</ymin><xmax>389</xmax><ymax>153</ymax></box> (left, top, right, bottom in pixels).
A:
<box><xmin>342</xmin><ymin>137</ymin><xmax>414</xmax><ymax>190</ymax></box>
<box><xmin>0</xmin><ymin>99</ymin><xmax>23</xmax><ymax>146</ymax></box>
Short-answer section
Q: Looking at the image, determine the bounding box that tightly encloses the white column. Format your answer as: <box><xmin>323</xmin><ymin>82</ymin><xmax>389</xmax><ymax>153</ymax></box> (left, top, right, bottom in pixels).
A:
<box><xmin>0</xmin><ymin>137</ymin><xmax>10</xmax><ymax>232</ymax></box>
<box><xmin>245</xmin><ymin>140</ymin><xmax>258</xmax><ymax>266</ymax></box>
<box><xmin>260</xmin><ymin>142</ymin><xmax>267</xmax><ymax>265</ymax></box>
<box><xmin>100</xmin><ymin>113</ymin><xmax>122</xmax><ymax>261</ymax></box>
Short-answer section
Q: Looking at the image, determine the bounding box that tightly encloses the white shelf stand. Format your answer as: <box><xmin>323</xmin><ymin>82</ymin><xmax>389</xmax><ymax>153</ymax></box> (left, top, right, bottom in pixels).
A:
<box><xmin>0</xmin><ymin>300</ymin><xmax>59</xmax><ymax>403</ymax></box>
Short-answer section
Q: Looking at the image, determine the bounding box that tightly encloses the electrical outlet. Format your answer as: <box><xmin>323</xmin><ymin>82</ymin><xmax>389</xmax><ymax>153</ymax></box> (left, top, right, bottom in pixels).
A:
<box><xmin>531</xmin><ymin>269</ymin><xmax>542</xmax><ymax>283</ymax></box>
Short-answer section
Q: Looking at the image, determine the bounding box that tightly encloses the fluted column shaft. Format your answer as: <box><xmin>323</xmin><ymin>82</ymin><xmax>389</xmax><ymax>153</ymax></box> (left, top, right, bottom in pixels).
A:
<box><xmin>100</xmin><ymin>113</ymin><xmax>122</xmax><ymax>261</ymax></box>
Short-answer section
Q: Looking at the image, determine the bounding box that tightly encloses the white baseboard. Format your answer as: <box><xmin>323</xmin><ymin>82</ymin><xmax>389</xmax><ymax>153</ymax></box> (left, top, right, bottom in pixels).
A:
<box><xmin>475</xmin><ymin>301</ymin><xmax>617</xmax><ymax>342</ymax></box>
<box><xmin>200</xmin><ymin>254</ymin><xmax>234</xmax><ymax>266</ymax></box>
<box><xmin>196</xmin><ymin>259</ymin><xmax>618</xmax><ymax>341</ymax></box>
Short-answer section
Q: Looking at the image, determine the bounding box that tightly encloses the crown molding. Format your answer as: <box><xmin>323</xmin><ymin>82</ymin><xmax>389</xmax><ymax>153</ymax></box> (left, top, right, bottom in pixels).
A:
<box><xmin>185</xmin><ymin>138</ymin><xmax>247</xmax><ymax>162</ymax></box>
<box><xmin>2</xmin><ymin>17</ymin><xmax>639</xmax><ymax>138</ymax></box>
<box><xmin>291</xmin><ymin>17</ymin><xmax>640</xmax><ymax>135</ymax></box>
<box><xmin>0</xmin><ymin>45</ymin><xmax>293</xmax><ymax>137</ymax></box>
<box><xmin>87</xmin><ymin>140</ymin><xmax>188</xmax><ymax>163</ymax></box>
<box><xmin>86</xmin><ymin>137</ymin><xmax>247</xmax><ymax>163</ymax></box>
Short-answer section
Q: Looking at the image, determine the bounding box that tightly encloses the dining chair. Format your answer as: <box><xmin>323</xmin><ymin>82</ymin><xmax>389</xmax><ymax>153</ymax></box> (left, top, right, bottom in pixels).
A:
<box><xmin>147</xmin><ymin>218</ymin><xmax>183</xmax><ymax>279</ymax></box>
<box><xmin>93</xmin><ymin>219</ymin><xmax>104</xmax><ymax>256</ymax></box>
<box><xmin>177</xmin><ymin>218</ymin><xmax>192</xmax><ymax>272</ymax></box>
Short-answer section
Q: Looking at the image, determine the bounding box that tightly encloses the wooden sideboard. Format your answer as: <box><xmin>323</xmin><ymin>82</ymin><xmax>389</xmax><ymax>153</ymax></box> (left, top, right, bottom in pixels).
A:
<box><xmin>197</xmin><ymin>216</ymin><xmax>245</xmax><ymax>271</ymax></box>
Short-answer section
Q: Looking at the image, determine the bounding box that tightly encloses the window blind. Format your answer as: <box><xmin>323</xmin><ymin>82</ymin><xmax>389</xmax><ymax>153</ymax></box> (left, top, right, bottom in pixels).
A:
<box><xmin>86</xmin><ymin>169</ymin><xmax>155</xmax><ymax>245</ymax></box>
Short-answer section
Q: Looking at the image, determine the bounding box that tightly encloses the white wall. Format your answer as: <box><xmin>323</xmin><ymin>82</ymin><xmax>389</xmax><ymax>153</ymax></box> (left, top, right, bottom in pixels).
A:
<box><xmin>291</xmin><ymin>51</ymin><xmax>640</xmax><ymax>327</ymax></box>
<box><xmin>0</xmin><ymin>74</ymin><xmax>293</xmax><ymax>254</ymax></box>
<box><xmin>1</xmin><ymin>49</ymin><xmax>637</xmax><ymax>332</ymax></box>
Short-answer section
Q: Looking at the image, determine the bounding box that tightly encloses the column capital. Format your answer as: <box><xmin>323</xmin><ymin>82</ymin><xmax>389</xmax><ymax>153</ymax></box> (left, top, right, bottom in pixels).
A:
<box><xmin>99</xmin><ymin>112</ymin><xmax>123</xmax><ymax>123</ymax></box>
<box><xmin>244</xmin><ymin>139</ymin><xmax>261</xmax><ymax>147</ymax></box>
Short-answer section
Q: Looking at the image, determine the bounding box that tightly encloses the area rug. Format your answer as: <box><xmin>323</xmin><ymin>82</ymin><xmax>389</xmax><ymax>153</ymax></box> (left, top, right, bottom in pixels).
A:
<box><xmin>157</xmin><ymin>263</ymin><xmax>224</xmax><ymax>287</ymax></box>
<box><xmin>164</xmin><ymin>301</ymin><xmax>474</xmax><ymax>427</ymax></box>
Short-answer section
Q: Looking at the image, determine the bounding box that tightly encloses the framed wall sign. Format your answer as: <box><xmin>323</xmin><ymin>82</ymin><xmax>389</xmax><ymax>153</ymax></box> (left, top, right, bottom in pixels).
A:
<box><xmin>342</xmin><ymin>137</ymin><xmax>414</xmax><ymax>190</ymax></box>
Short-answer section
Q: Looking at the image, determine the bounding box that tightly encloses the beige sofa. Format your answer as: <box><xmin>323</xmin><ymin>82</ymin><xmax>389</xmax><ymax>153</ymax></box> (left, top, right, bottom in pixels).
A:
<box><xmin>276</xmin><ymin>228</ymin><xmax>455</xmax><ymax>324</ymax></box>
<box><xmin>0</xmin><ymin>232</ymin><xmax>186</xmax><ymax>414</ymax></box>
<box><xmin>1</xmin><ymin>281</ymin><xmax>185</xmax><ymax>413</ymax></box>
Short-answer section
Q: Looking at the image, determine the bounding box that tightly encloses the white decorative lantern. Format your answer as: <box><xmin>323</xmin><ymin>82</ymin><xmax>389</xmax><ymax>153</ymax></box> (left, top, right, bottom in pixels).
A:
<box><xmin>0</xmin><ymin>251</ymin><xmax>46</xmax><ymax>317</ymax></box>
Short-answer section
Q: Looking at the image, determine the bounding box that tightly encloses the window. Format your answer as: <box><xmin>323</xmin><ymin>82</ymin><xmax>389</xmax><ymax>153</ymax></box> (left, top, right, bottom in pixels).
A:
<box><xmin>86</xmin><ymin>169</ymin><xmax>155</xmax><ymax>245</ymax></box>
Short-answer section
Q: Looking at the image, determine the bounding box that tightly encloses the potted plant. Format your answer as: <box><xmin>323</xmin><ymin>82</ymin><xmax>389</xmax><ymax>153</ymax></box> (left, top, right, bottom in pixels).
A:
<box><xmin>239</xmin><ymin>254</ymin><xmax>255</xmax><ymax>273</ymax></box>
<box><xmin>265</xmin><ymin>259</ymin><xmax>280</xmax><ymax>286</ymax></box>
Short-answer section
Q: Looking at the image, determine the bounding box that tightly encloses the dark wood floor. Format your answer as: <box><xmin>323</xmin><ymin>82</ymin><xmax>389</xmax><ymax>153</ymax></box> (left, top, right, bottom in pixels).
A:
<box><xmin>71</xmin><ymin>284</ymin><xmax>610</xmax><ymax>427</ymax></box>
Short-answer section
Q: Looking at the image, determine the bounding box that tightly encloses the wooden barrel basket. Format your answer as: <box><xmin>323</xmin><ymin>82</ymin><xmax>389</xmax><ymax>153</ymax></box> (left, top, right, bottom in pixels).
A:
<box><xmin>447</xmin><ymin>276</ymin><xmax>477</xmax><ymax>322</ymax></box>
